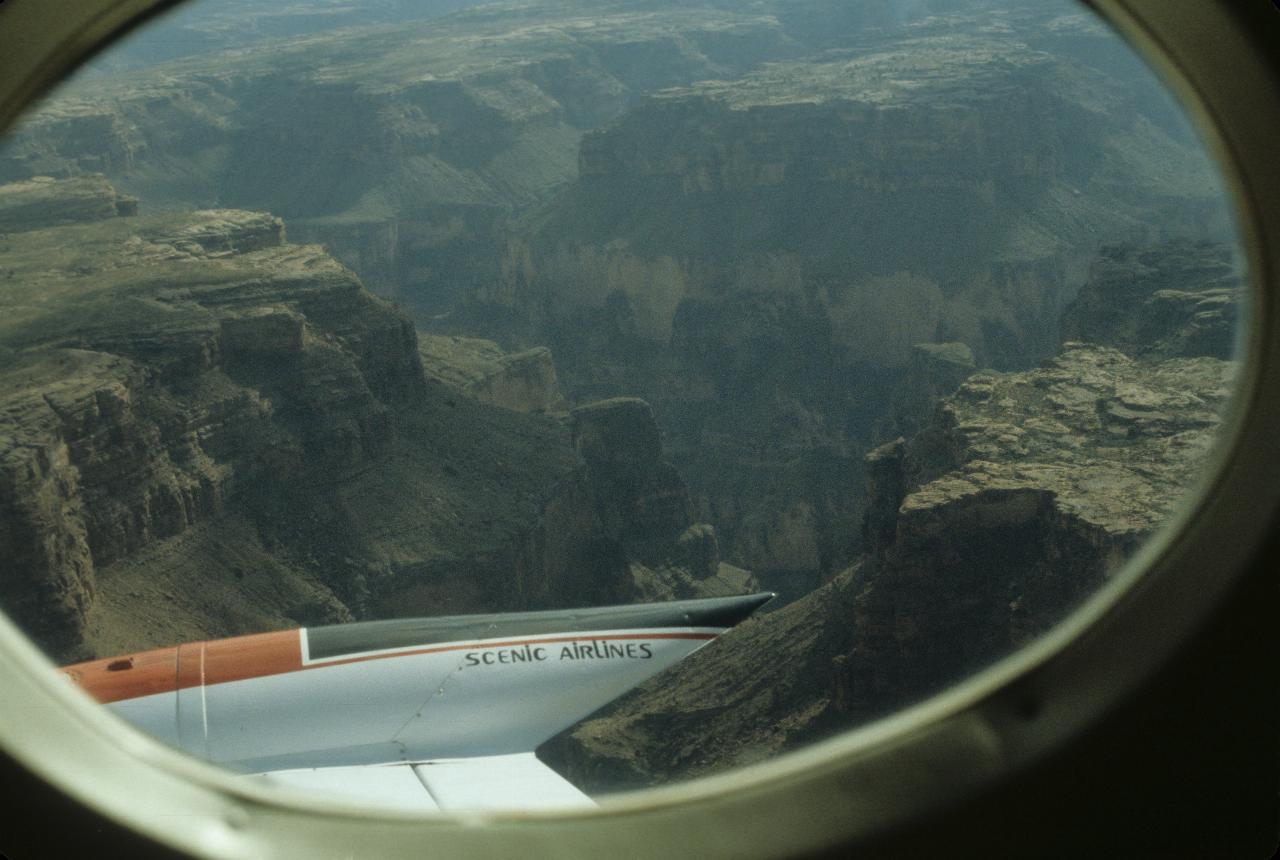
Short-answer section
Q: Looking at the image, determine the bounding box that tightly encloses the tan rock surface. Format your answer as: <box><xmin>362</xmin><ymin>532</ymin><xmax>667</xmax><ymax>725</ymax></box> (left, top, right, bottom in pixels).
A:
<box><xmin>417</xmin><ymin>333</ymin><xmax>565</xmax><ymax>413</ymax></box>
<box><xmin>0</xmin><ymin>184</ymin><xmax>582</xmax><ymax>660</ymax></box>
<box><xmin>0</xmin><ymin>175</ymin><xmax>136</xmax><ymax>233</ymax></box>
<box><xmin>546</xmin><ymin>294</ymin><xmax>1237</xmax><ymax>793</ymax></box>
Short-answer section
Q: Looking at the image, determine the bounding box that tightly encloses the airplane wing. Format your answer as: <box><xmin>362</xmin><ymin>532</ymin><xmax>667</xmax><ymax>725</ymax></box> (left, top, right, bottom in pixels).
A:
<box><xmin>259</xmin><ymin>753</ymin><xmax>593</xmax><ymax>812</ymax></box>
<box><xmin>62</xmin><ymin>593</ymin><xmax>774</xmax><ymax>811</ymax></box>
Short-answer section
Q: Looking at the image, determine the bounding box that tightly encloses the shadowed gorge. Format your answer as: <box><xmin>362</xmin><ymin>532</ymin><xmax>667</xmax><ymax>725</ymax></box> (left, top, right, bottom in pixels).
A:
<box><xmin>0</xmin><ymin>176</ymin><xmax>737</xmax><ymax>661</ymax></box>
<box><xmin>544</xmin><ymin>238</ymin><xmax>1240</xmax><ymax>786</ymax></box>
<box><xmin>0</xmin><ymin>0</ymin><xmax>1243</xmax><ymax>793</ymax></box>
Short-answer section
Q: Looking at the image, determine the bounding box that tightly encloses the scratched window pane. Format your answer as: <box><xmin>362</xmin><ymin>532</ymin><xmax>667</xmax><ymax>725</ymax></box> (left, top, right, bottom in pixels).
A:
<box><xmin>0</xmin><ymin>0</ymin><xmax>1244</xmax><ymax>804</ymax></box>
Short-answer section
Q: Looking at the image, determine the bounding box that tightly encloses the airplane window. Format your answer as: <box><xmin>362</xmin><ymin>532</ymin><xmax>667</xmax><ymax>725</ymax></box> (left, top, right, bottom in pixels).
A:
<box><xmin>0</xmin><ymin>0</ymin><xmax>1248</xmax><ymax>814</ymax></box>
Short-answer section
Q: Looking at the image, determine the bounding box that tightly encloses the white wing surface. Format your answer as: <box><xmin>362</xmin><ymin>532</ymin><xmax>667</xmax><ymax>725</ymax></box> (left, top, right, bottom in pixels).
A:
<box><xmin>66</xmin><ymin>594</ymin><xmax>774</xmax><ymax>811</ymax></box>
<box><xmin>261</xmin><ymin>762</ymin><xmax>440</xmax><ymax>811</ymax></box>
<box><xmin>259</xmin><ymin>753</ymin><xmax>594</xmax><ymax>812</ymax></box>
<box><xmin>413</xmin><ymin>753</ymin><xmax>595</xmax><ymax>811</ymax></box>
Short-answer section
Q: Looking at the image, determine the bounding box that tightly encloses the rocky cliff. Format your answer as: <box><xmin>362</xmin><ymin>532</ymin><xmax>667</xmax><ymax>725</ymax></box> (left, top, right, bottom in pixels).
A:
<box><xmin>835</xmin><ymin>343</ymin><xmax>1233</xmax><ymax>720</ymax></box>
<box><xmin>1</xmin><ymin>0</ymin><xmax>1232</xmax><ymax>601</ymax></box>
<box><xmin>543</xmin><ymin>240</ymin><xmax>1239</xmax><ymax>790</ymax></box>
<box><xmin>418</xmin><ymin>333</ymin><xmax>565</xmax><ymax>413</ymax></box>
<box><xmin>1060</xmin><ymin>238</ymin><xmax>1243</xmax><ymax>361</ymax></box>
<box><xmin>0</xmin><ymin>176</ymin><xmax>760</xmax><ymax>661</ymax></box>
<box><xmin>0</xmin><ymin>3</ymin><xmax>797</xmax><ymax>305</ymax></box>
<box><xmin>499</xmin><ymin>23</ymin><xmax>1224</xmax><ymax>360</ymax></box>
<box><xmin>472</xmin><ymin>14</ymin><xmax>1227</xmax><ymax>592</ymax></box>
<box><xmin>513</xmin><ymin>397</ymin><xmax>757</xmax><ymax>609</ymax></box>
<box><xmin>0</xmin><ymin>179</ymin><xmax>534</xmax><ymax>660</ymax></box>
<box><xmin>0</xmin><ymin>183</ymin><xmax>424</xmax><ymax>657</ymax></box>
<box><xmin>0</xmin><ymin>174</ymin><xmax>137</xmax><ymax>232</ymax></box>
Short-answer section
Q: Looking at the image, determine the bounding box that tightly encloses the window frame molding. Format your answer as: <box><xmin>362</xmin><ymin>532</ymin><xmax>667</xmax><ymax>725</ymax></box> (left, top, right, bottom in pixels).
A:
<box><xmin>0</xmin><ymin>1</ymin><xmax>1276</xmax><ymax>857</ymax></box>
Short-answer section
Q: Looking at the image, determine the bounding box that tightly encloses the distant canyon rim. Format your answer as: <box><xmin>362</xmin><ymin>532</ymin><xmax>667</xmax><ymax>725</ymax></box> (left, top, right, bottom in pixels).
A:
<box><xmin>0</xmin><ymin>0</ymin><xmax>1243</xmax><ymax>786</ymax></box>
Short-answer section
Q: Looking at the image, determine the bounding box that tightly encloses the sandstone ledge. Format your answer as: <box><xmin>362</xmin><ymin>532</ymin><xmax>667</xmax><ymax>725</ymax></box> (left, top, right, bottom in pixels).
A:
<box><xmin>417</xmin><ymin>333</ymin><xmax>564</xmax><ymax>413</ymax></box>
<box><xmin>0</xmin><ymin>175</ymin><xmax>136</xmax><ymax>233</ymax></box>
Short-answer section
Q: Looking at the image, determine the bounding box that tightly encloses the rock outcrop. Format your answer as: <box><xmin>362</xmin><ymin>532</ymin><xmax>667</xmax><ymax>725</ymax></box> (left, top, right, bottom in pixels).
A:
<box><xmin>0</xmin><ymin>4</ymin><xmax>796</xmax><ymax>305</ymax></box>
<box><xmin>544</xmin><ymin>242</ymin><xmax>1239</xmax><ymax>791</ymax></box>
<box><xmin>1060</xmin><ymin>239</ymin><xmax>1243</xmax><ymax>361</ymax></box>
<box><xmin>0</xmin><ymin>200</ymin><xmax>408</xmax><ymax>656</ymax></box>
<box><xmin>836</xmin><ymin>343</ymin><xmax>1234</xmax><ymax>718</ymax></box>
<box><xmin>513</xmin><ymin>397</ymin><xmax>758</xmax><ymax>610</ymax></box>
<box><xmin>142</xmin><ymin>209</ymin><xmax>285</xmax><ymax>256</ymax></box>
<box><xmin>540</xmin><ymin>566</ymin><xmax>856</xmax><ymax>789</ymax></box>
<box><xmin>0</xmin><ymin>183</ymin><xmax>585</xmax><ymax>660</ymax></box>
<box><xmin>418</xmin><ymin>333</ymin><xmax>565</xmax><ymax>413</ymax></box>
<box><xmin>0</xmin><ymin>353</ymin><xmax>106</xmax><ymax>655</ymax></box>
<box><xmin>0</xmin><ymin>175</ymin><xmax>137</xmax><ymax>232</ymax></box>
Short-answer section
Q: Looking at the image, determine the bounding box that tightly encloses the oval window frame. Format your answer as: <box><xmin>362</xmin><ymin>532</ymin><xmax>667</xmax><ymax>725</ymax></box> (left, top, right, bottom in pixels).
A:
<box><xmin>0</xmin><ymin>0</ymin><xmax>1276</xmax><ymax>857</ymax></box>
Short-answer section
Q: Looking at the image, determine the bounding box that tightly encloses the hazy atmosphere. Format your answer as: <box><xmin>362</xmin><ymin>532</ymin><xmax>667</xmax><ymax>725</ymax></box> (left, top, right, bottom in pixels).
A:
<box><xmin>0</xmin><ymin>0</ymin><xmax>1243</xmax><ymax>792</ymax></box>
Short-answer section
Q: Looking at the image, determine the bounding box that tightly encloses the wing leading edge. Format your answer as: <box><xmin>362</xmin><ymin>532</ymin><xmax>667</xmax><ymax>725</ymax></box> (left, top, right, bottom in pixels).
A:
<box><xmin>64</xmin><ymin>592</ymin><xmax>775</xmax><ymax>810</ymax></box>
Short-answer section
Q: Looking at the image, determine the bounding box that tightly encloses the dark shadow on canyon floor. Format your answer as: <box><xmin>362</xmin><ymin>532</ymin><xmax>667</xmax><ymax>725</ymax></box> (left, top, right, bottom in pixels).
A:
<box><xmin>0</xmin><ymin>0</ymin><xmax>1245</xmax><ymax>789</ymax></box>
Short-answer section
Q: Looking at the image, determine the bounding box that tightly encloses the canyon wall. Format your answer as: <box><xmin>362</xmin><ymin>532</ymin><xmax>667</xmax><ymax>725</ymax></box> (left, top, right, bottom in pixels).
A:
<box><xmin>470</xmin><ymin>23</ymin><xmax>1225</xmax><ymax>589</ymax></box>
<box><xmin>0</xmin><ymin>5</ymin><xmax>798</xmax><ymax>307</ymax></box>
<box><xmin>511</xmin><ymin>397</ymin><xmax>757</xmax><ymax>609</ymax></box>
<box><xmin>0</xmin><ymin>2</ymin><xmax>1244</xmax><ymax>777</ymax></box>
<box><xmin>0</xmin><ymin>188</ymin><xmax>418</xmax><ymax>657</ymax></box>
<box><xmin>418</xmin><ymin>333</ymin><xmax>565</xmax><ymax>414</ymax></box>
<box><xmin>0</xmin><ymin>178</ymin><xmax>743</xmax><ymax>662</ymax></box>
<box><xmin>0</xmin><ymin>2</ymin><xmax>1230</xmax><ymax>598</ymax></box>
<box><xmin>543</xmin><ymin>238</ymin><xmax>1241</xmax><ymax>789</ymax></box>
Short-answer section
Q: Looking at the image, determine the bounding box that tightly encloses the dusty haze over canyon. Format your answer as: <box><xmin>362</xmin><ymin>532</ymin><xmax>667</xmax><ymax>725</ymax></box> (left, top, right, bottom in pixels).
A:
<box><xmin>0</xmin><ymin>0</ymin><xmax>1242</xmax><ymax>786</ymax></box>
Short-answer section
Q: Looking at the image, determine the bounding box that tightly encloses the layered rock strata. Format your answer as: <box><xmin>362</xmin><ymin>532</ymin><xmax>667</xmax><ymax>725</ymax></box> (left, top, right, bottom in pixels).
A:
<box><xmin>1</xmin><ymin>2</ymin><xmax>1232</xmax><ymax>602</ymax></box>
<box><xmin>836</xmin><ymin>343</ymin><xmax>1234</xmax><ymax>717</ymax></box>
<box><xmin>473</xmin><ymin>19</ymin><xmax>1227</xmax><ymax>590</ymax></box>
<box><xmin>503</xmin><ymin>28</ymin><xmax>1223</xmax><ymax>365</ymax></box>
<box><xmin>0</xmin><ymin>174</ymin><xmax>136</xmax><ymax>232</ymax></box>
<box><xmin>1060</xmin><ymin>239</ymin><xmax>1243</xmax><ymax>361</ymax></box>
<box><xmin>418</xmin><ymin>333</ymin><xmax>565</xmax><ymax>413</ymax></box>
<box><xmin>0</xmin><ymin>181</ymin><xmax>581</xmax><ymax>660</ymax></box>
<box><xmin>0</xmin><ymin>178</ymin><xmax>753</xmax><ymax>662</ymax></box>
<box><xmin>0</xmin><ymin>190</ymin><xmax>414</xmax><ymax>656</ymax></box>
<box><xmin>0</xmin><ymin>5</ymin><xmax>795</xmax><ymax>304</ymax></box>
<box><xmin>513</xmin><ymin>397</ymin><xmax>757</xmax><ymax>610</ymax></box>
<box><xmin>544</xmin><ymin>243</ymin><xmax>1239</xmax><ymax>790</ymax></box>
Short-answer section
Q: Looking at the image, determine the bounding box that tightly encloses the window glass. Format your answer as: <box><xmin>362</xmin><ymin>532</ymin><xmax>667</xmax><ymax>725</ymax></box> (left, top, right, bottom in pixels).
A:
<box><xmin>0</xmin><ymin>0</ymin><xmax>1244</xmax><ymax>805</ymax></box>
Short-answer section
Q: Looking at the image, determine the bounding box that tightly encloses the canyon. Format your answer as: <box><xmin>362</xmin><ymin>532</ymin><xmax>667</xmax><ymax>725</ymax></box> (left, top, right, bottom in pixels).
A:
<box><xmin>0</xmin><ymin>0</ymin><xmax>1228</xmax><ymax>591</ymax></box>
<box><xmin>0</xmin><ymin>0</ymin><xmax>1244</xmax><ymax>790</ymax></box>
<box><xmin>544</xmin><ymin>237</ymin><xmax>1241</xmax><ymax>788</ymax></box>
<box><xmin>0</xmin><ymin>175</ymin><xmax>736</xmax><ymax>661</ymax></box>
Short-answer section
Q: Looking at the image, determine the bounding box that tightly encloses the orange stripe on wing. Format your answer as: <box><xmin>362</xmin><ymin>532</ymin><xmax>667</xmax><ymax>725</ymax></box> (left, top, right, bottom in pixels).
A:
<box><xmin>202</xmin><ymin>629</ymin><xmax>304</xmax><ymax>688</ymax></box>
<box><xmin>63</xmin><ymin>629</ymin><xmax>303</xmax><ymax>704</ymax></box>
<box><xmin>63</xmin><ymin>630</ymin><xmax>714</xmax><ymax>704</ymax></box>
<box><xmin>60</xmin><ymin>644</ymin><xmax>181</xmax><ymax>704</ymax></box>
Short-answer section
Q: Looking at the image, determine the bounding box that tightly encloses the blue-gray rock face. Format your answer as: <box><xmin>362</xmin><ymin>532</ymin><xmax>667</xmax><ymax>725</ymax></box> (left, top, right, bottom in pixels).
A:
<box><xmin>544</xmin><ymin>242</ymin><xmax>1239</xmax><ymax>791</ymax></box>
<box><xmin>512</xmin><ymin>397</ymin><xmax>757</xmax><ymax>611</ymax></box>
<box><xmin>1060</xmin><ymin>239</ymin><xmax>1244</xmax><ymax>361</ymax></box>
